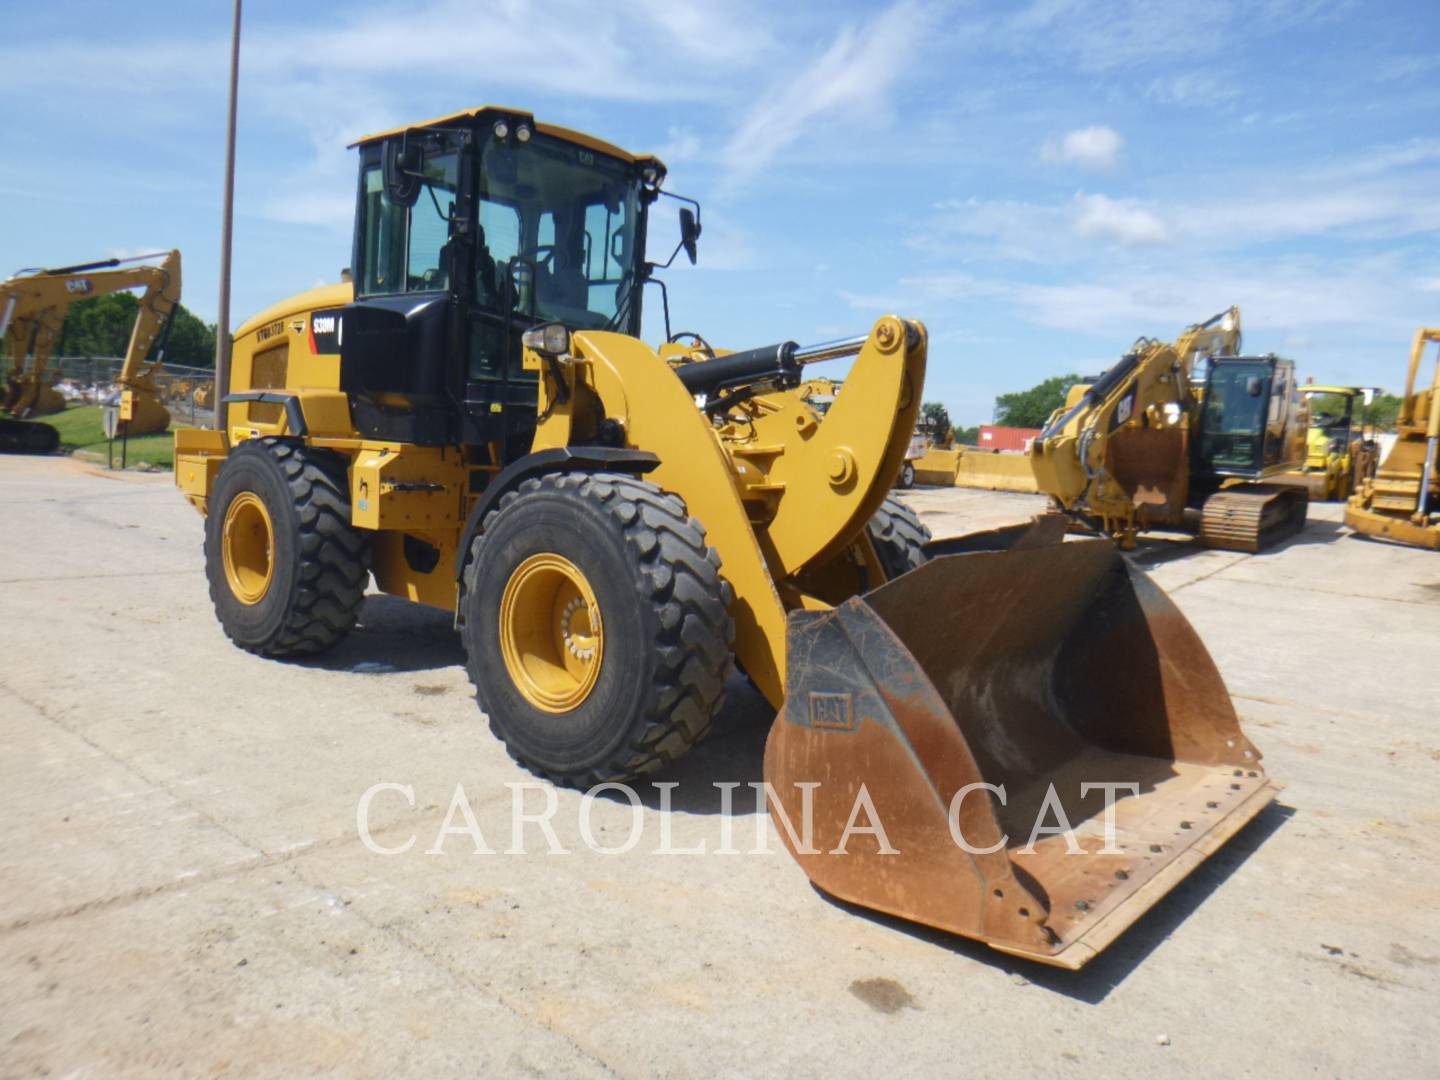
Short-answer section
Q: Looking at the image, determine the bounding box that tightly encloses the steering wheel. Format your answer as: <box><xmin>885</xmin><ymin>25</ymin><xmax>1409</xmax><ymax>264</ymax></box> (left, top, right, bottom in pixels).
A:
<box><xmin>517</xmin><ymin>245</ymin><xmax>556</xmax><ymax>272</ymax></box>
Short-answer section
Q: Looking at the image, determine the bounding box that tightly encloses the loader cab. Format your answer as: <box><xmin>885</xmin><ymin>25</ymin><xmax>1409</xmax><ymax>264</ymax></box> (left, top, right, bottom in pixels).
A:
<box><xmin>1192</xmin><ymin>355</ymin><xmax>1304</xmax><ymax>480</ymax></box>
<box><xmin>340</xmin><ymin>108</ymin><xmax>663</xmax><ymax>458</ymax></box>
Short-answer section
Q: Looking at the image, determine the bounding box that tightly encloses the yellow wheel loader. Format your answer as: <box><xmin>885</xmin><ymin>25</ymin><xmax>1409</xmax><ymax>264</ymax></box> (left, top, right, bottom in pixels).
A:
<box><xmin>1272</xmin><ymin>385</ymin><xmax>1379</xmax><ymax>502</ymax></box>
<box><xmin>1345</xmin><ymin>328</ymin><xmax>1440</xmax><ymax>549</ymax></box>
<box><xmin>177</xmin><ymin>107</ymin><xmax>1279</xmax><ymax>968</ymax></box>
<box><xmin>1031</xmin><ymin>307</ymin><xmax>1310</xmax><ymax>551</ymax></box>
<box><xmin>0</xmin><ymin>250</ymin><xmax>182</xmax><ymax>452</ymax></box>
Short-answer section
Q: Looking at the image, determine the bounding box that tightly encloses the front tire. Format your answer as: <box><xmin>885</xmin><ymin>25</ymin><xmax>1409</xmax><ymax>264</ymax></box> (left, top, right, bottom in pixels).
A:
<box><xmin>205</xmin><ymin>438</ymin><xmax>370</xmax><ymax>657</ymax></box>
<box><xmin>867</xmin><ymin>494</ymin><xmax>931</xmax><ymax>580</ymax></box>
<box><xmin>460</xmin><ymin>472</ymin><xmax>734</xmax><ymax>787</ymax></box>
<box><xmin>898</xmin><ymin>460</ymin><xmax>916</xmax><ymax>489</ymax></box>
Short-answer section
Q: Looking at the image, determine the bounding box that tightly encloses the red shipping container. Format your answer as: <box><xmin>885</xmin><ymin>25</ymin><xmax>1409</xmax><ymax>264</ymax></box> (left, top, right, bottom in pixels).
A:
<box><xmin>978</xmin><ymin>425</ymin><xmax>1041</xmax><ymax>452</ymax></box>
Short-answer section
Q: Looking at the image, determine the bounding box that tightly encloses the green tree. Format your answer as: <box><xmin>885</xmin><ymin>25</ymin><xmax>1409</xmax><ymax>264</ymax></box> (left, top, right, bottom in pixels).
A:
<box><xmin>953</xmin><ymin>424</ymin><xmax>980</xmax><ymax>445</ymax></box>
<box><xmin>164</xmin><ymin>305</ymin><xmax>218</xmax><ymax>367</ymax></box>
<box><xmin>994</xmin><ymin>373</ymin><xmax>1081</xmax><ymax>427</ymax></box>
<box><xmin>54</xmin><ymin>293</ymin><xmax>216</xmax><ymax>367</ymax></box>
<box><xmin>1361</xmin><ymin>393</ymin><xmax>1402</xmax><ymax>431</ymax></box>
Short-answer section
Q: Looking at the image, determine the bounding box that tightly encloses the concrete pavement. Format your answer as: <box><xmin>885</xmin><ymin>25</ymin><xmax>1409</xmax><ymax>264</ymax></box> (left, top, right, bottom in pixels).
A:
<box><xmin>2</xmin><ymin>456</ymin><xmax>1437</xmax><ymax>1077</ymax></box>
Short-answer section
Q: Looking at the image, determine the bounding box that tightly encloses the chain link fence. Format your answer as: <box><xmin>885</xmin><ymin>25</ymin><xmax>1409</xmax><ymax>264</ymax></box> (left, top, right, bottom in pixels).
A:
<box><xmin>3</xmin><ymin>355</ymin><xmax>218</xmax><ymax>428</ymax></box>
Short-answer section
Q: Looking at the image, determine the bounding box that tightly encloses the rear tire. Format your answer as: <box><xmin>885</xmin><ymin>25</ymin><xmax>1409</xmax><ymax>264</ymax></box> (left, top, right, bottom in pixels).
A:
<box><xmin>867</xmin><ymin>494</ymin><xmax>931</xmax><ymax>580</ymax></box>
<box><xmin>460</xmin><ymin>472</ymin><xmax>734</xmax><ymax>787</ymax></box>
<box><xmin>205</xmin><ymin>438</ymin><xmax>370</xmax><ymax>657</ymax></box>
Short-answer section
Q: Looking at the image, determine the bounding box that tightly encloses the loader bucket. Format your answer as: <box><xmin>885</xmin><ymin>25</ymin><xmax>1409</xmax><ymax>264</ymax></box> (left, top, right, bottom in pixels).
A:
<box><xmin>764</xmin><ymin>530</ymin><xmax>1280</xmax><ymax>969</ymax></box>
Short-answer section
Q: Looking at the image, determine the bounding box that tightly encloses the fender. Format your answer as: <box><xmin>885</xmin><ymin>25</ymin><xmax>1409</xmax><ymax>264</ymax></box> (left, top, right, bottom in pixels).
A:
<box><xmin>452</xmin><ymin>446</ymin><xmax>659</xmax><ymax>579</ymax></box>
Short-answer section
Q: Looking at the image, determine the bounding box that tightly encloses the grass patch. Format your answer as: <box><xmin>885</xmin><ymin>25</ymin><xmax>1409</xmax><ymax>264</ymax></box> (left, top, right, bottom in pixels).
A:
<box><xmin>47</xmin><ymin>404</ymin><xmax>108</xmax><ymax>446</ymax></box>
<box><xmin>50</xmin><ymin>404</ymin><xmax>177</xmax><ymax>470</ymax></box>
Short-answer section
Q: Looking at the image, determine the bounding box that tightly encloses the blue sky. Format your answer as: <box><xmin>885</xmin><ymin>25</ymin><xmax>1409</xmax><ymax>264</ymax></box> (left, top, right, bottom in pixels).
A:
<box><xmin>2</xmin><ymin>0</ymin><xmax>1437</xmax><ymax>424</ymax></box>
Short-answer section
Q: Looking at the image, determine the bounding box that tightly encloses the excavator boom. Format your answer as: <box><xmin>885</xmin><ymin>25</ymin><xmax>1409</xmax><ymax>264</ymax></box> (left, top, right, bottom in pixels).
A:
<box><xmin>1</xmin><ymin>250</ymin><xmax>182</xmax><ymax>452</ymax></box>
<box><xmin>1031</xmin><ymin>306</ymin><xmax>1308</xmax><ymax>551</ymax></box>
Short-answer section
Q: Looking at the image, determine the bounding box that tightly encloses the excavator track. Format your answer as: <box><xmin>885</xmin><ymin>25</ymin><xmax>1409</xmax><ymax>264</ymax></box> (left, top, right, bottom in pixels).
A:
<box><xmin>1198</xmin><ymin>484</ymin><xmax>1308</xmax><ymax>552</ymax></box>
<box><xmin>0</xmin><ymin>416</ymin><xmax>60</xmax><ymax>454</ymax></box>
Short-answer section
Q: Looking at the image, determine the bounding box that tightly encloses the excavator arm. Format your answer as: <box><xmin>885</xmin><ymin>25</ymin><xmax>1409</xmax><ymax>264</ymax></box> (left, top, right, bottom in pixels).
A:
<box><xmin>1030</xmin><ymin>306</ymin><xmax>1241</xmax><ymax>542</ymax></box>
<box><xmin>1</xmin><ymin>251</ymin><xmax>182</xmax><ymax>437</ymax></box>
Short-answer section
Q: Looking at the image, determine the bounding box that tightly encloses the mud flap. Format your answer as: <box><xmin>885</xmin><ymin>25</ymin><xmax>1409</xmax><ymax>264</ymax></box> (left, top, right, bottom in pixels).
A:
<box><xmin>764</xmin><ymin>531</ymin><xmax>1280</xmax><ymax>969</ymax></box>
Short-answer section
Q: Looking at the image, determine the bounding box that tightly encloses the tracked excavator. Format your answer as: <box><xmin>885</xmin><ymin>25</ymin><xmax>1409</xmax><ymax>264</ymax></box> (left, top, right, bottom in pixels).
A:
<box><xmin>1031</xmin><ymin>307</ymin><xmax>1310</xmax><ymax>551</ymax></box>
<box><xmin>0</xmin><ymin>251</ymin><xmax>182</xmax><ymax>453</ymax></box>
<box><xmin>176</xmin><ymin>107</ymin><xmax>1279</xmax><ymax>968</ymax></box>
<box><xmin>1345</xmin><ymin>328</ymin><xmax>1440</xmax><ymax>549</ymax></box>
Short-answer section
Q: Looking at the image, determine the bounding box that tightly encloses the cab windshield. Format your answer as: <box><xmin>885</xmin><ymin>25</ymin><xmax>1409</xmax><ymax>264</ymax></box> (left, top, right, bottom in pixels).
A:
<box><xmin>477</xmin><ymin>133</ymin><xmax>642</xmax><ymax>331</ymax></box>
<box><xmin>1305</xmin><ymin>393</ymin><xmax>1352</xmax><ymax>433</ymax></box>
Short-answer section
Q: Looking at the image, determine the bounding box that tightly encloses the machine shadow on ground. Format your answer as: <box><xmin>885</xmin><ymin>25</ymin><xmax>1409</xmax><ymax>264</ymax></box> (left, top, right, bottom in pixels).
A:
<box><xmin>596</xmin><ymin>674</ymin><xmax>775</xmax><ymax>813</ymax></box>
<box><xmin>815</xmin><ymin>799</ymin><xmax>1294</xmax><ymax>1005</ymax></box>
<box><xmin>299</xmin><ymin>592</ymin><xmax>466</xmax><ymax>674</ymax></box>
<box><xmin>1127</xmin><ymin>517</ymin><xmax>1349</xmax><ymax>570</ymax></box>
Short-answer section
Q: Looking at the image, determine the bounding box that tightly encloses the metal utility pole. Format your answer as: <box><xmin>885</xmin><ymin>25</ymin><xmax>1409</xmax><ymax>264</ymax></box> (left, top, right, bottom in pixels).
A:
<box><xmin>213</xmin><ymin>0</ymin><xmax>242</xmax><ymax>432</ymax></box>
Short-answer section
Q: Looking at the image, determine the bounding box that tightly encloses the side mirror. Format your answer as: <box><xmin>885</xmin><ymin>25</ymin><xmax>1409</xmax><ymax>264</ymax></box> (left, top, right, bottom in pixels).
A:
<box><xmin>383</xmin><ymin>141</ymin><xmax>423</xmax><ymax>208</ymax></box>
<box><xmin>1246</xmin><ymin>376</ymin><xmax>1264</xmax><ymax>397</ymax></box>
<box><xmin>679</xmin><ymin>207</ymin><xmax>700</xmax><ymax>265</ymax></box>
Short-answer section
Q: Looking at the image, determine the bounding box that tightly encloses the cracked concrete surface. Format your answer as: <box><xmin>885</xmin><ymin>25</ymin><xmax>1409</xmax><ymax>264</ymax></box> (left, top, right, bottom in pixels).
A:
<box><xmin>2</xmin><ymin>456</ymin><xmax>1437</xmax><ymax>1077</ymax></box>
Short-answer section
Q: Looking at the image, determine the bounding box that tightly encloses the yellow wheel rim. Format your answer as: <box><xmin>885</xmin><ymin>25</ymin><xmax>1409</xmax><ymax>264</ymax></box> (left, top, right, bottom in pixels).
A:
<box><xmin>222</xmin><ymin>491</ymin><xmax>275</xmax><ymax>605</ymax></box>
<box><xmin>498</xmin><ymin>553</ymin><xmax>604</xmax><ymax>713</ymax></box>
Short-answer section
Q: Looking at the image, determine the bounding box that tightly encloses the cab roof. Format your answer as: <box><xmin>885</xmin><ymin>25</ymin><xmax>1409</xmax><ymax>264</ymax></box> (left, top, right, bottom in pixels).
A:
<box><xmin>350</xmin><ymin>105</ymin><xmax>663</xmax><ymax>170</ymax></box>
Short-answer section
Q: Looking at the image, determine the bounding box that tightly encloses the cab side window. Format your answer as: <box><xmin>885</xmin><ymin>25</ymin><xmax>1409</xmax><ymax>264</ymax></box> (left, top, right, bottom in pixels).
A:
<box><xmin>357</xmin><ymin>150</ymin><xmax>460</xmax><ymax>296</ymax></box>
<box><xmin>359</xmin><ymin>166</ymin><xmax>404</xmax><ymax>295</ymax></box>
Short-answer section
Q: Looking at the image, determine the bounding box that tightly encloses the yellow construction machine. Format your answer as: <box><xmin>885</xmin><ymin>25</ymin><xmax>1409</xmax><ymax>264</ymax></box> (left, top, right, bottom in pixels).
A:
<box><xmin>0</xmin><ymin>251</ymin><xmax>182</xmax><ymax>452</ymax></box>
<box><xmin>1031</xmin><ymin>307</ymin><xmax>1310</xmax><ymax>551</ymax></box>
<box><xmin>177</xmin><ymin>107</ymin><xmax>1279</xmax><ymax>968</ymax></box>
<box><xmin>1272</xmin><ymin>385</ymin><xmax>1379</xmax><ymax>502</ymax></box>
<box><xmin>1345</xmin><ymin>328</ymin><xmax>1440</xmax><ymax>549</ymax></box>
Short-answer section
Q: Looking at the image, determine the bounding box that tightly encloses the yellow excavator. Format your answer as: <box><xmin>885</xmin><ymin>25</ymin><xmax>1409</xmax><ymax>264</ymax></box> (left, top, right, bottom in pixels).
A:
<box><xmin>1272</xmin><ymin>385</ymin><xmax>1379</xmax><ymax>502</ymax></box>
<box><xmin>1031</xmin><ymin>307</ymin><xmax>1310</xmax><ymax>551</ymax></box>
<box><xmin>0</xmin><ymin>250</ymin><xmax>182</xmax><ymax>453</ymax></box>
<box><xmin>1345</xmin><ymin>328</ymin><xmax>1440</xmax><ymax>549</ymax></box>
<box><xmin>176</xmin><ymin>107</ymin><xmax>1279</xmax><ymax>968</ymax></box>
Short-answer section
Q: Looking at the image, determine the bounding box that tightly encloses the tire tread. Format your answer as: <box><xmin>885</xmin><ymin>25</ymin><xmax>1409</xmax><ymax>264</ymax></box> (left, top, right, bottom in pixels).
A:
<box><xmin>462</xmin><ymin>471</ymin><xmax>734</xmax><ymax>787</ymax></box>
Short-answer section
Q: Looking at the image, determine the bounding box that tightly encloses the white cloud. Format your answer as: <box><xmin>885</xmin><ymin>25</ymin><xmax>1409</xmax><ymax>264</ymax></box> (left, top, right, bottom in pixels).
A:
<box><xmin>1071</xmin><ymin>193</ymin><xmax>1169</xmax><ymax>245</ymax></box>
<box><xmin>1420</xmin><ymin>279</ymin><xmax>1440</xmax><ymax>294</ymax></box>
<box><xmin>884</xmin><ymin>251</ymin><xmax>1426</xmax><ymax>347</ymax></box>
<box><xmin>1041</xmin><ymin>126</ymin><xmax>1123</xmax><ymax>171</ymax></box>
<box><xmin>719</xmin><ymin>1</ymin><xmax>921</xmax><ymax>189</ymax></box>
<box><xmin>1003</xmin><ymin>0</ymin><xmax>1337</xmax><ymax>73</ymax></box>
<box><xmin>1144</xmin><ymin>72</ymin><xmax>1240</xmax><ymax>108</ymax></box>
<box><xmin>1375</xmin><ymin>54</ymin><xmax>1440</xmax><ymax>83</ymax></box>
<box><xmin>656</xmin><ymin>127</ymin><xmax>703</xmax><ymax>165</ymax></box>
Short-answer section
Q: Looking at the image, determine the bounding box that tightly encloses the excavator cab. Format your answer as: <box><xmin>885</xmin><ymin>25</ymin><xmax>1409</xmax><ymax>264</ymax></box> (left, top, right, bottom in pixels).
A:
<box><xmin>1193</xmin><ymin>356</ymin><xmax>1304</xmax><ymax>478</ymax></box>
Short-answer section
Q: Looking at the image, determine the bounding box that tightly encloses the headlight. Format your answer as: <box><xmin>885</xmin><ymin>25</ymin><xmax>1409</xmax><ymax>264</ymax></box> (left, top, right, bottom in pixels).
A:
<box><xmin>522</xmin><ymin>323</ymin><xmax>570</xmax><ymax>356</ymax></box>
<box><xmin>516</xmin><ymin>124</ymin><xmax>531</xmax><ymax>143</ymax></box>
<box><xmin>493</xmin><ymin>120</ymin><xmax>510</xmax><ymax>140</ymax></box>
